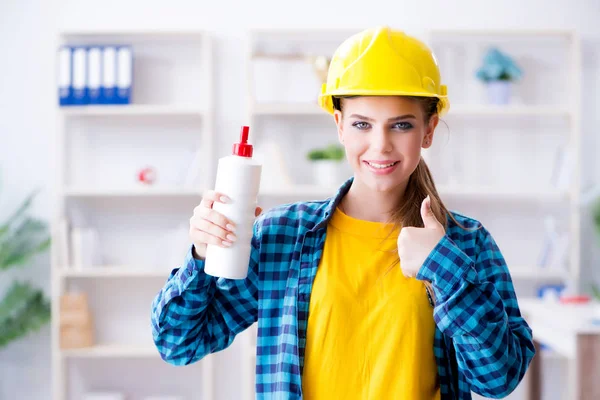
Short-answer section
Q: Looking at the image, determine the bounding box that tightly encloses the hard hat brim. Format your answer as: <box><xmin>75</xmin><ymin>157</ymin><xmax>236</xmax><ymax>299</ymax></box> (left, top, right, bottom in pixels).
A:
<box><xmin>318</xmin><ymin>90</ymin><xmax>450</xmax><ymax>116</ymax></box>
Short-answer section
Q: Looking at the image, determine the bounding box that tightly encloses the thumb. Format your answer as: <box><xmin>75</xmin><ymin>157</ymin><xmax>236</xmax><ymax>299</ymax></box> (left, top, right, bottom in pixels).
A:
<box><xmin>255</xmin><ymin>206</ymin><xmax>263</xmax><ymax>217</ymax></box>
<box><xmin>420</xmin><ymin>195</ymin><xmax>440</xmax><ymax>229</ymax></box>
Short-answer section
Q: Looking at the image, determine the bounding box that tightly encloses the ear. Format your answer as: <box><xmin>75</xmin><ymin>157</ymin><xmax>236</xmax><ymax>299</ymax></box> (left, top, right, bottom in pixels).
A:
<box><xmin>334</xmin><ymin>110</ymin><xmax>344</xmax><ymax>145</ymax></box>
<box><xmin>422</xmin><ymin>114</ymin><xmax>439</xmax><ymax>149</ymax></box>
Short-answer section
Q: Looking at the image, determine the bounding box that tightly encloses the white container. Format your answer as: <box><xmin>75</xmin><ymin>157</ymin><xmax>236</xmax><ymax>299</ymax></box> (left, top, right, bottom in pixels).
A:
<box><xmin>204</xmin><ymin>126</ymin><xmax>262</xmax><ymax>280</ymax></box>
<box><xmin>486</xmin><ymin>80</ymin><xmax>512</xmax><ymax>105</ymax></box>
<box><xmin>312</xmin><ymin>160</ymin><xmax>344</xmax><ymax>187</ymax></box>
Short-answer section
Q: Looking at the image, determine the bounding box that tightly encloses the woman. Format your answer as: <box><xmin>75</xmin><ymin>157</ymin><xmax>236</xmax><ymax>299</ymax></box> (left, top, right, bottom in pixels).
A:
<box><xmin>151</xmin><ymin>26</ymin><xmax>535</xmax><ymax>399</ymax></box>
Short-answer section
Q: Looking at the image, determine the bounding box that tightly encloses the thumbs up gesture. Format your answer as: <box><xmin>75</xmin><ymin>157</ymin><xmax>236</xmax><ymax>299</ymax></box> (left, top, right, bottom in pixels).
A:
<box><xmin>397</xmin><ymin>195</ymin><xmax>446</xmax><ymax>278</ymax></box>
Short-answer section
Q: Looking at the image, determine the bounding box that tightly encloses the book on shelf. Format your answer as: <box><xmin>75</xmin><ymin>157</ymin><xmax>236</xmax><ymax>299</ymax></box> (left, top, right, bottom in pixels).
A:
<box><xmin>549</xmin><ymin>142</ymin><xmax>574</xmax><ymax>191</ymax></box>
<box><xmin>70</xmin><ymin>227</ymin><xmax>102</xmax><ymax>270</ymax></box>
<box><xmin>536</xmin><ymin>216</ymin><xmax>570</xmax><ymax>272</ymax></box>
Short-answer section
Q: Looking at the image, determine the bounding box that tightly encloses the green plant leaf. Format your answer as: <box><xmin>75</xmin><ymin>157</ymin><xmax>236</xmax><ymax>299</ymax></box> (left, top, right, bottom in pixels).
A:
<box><xmin>592</xmin><ymin>197</ymin><xmax>600</xmax><ymax>239</ymax></box>
<box><xmin>307</xmin><ymin>144</ymin><xmax>345</xmax><ymax>161</ymax></box>
<box><xmin>0</xmin><ymin>283</ymin><xmax>51</xmax><ymax>349</ymax></box>
<box><xmin>0</xmin><ymin>190</ymin><xmax>38</xmax><ymax>239</ymax></box>
<box><xmin>0</xmin><ymin>185</ymin><xmax>52</xmax><ymax>350</ymax></box>
<box><xmin>0</xmin><ymin>217</ymin><xmax>50</xmax><ymax>270</ymax></box>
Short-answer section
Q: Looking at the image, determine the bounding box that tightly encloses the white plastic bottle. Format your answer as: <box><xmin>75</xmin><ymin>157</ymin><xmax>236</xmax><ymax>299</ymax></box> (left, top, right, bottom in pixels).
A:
<box><xmin>204</xmin><ymin>126</ymin><xmax>262</xmax><ymax>279</ymax></box>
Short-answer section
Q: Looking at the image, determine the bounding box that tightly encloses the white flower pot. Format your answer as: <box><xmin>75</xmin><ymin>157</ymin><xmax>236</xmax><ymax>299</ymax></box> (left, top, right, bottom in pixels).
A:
<box><xmin>487</xmin><ymin>81</ymin><xmax>512</xmax><ymax>105</ymax></box>
<box><xmin>312</xmin><ymin>160</ymin><xmax>344</xmax><ymax>187</ymax></box>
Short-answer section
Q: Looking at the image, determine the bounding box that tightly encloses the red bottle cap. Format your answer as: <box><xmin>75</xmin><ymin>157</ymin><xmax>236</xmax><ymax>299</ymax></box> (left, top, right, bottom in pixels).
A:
<box><xmin>232</xmin><ymin>126</ymin><xmax>253</xmax><ymax>158</ymax></box>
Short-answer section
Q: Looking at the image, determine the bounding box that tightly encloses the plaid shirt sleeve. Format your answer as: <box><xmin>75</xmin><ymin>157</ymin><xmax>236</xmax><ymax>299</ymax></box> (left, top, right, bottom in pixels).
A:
<box><xmin>150</xmin><ymin>218</ymin><xmax>262</xmax><ymax>365</ymax></box>
<box><xmin>417</xmin><ymin>226</ymin><xmax>535</xmax><ymax>398</ymax></box>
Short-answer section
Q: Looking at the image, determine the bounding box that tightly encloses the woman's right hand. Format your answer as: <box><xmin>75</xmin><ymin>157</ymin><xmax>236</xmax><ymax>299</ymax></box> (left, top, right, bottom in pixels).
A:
<box><xmin>189</xmin><ymin>190</ymin><xmax>263</xmax><ymax>260</ymax></box>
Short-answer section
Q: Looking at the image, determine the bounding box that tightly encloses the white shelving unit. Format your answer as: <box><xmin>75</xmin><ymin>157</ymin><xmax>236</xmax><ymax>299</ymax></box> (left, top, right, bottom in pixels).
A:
<box><xmin>242</xmin><ymin>28</ymin><xmax>582</xmax><ymax>399</ymax></box>
<box><xmin>52</xmin><ymin>30</ymin><xmax>215</xmax><ymax>400</ymax></box>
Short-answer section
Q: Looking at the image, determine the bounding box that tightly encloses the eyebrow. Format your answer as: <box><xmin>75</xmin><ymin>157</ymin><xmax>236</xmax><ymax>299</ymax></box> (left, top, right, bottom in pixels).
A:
<box><xmin>348</xmin><ymin>114</ymin><xmax>417</xmax><ymax>122</ymax></box>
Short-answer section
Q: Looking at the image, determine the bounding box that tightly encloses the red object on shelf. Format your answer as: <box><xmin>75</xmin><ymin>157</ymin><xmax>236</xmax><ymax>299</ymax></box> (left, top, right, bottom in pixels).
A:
<box><xmin>559</xmin><ymin>295</ymin><xmax>591</xmax><ymax>304</ymax></box>
<box><xmin>137</xmin><ymin>167</ymin><xmax>157</xmax><ymax>185</ymax></box>
<box><xmin>232</xmin><ymin>126</ymin><xmax>253</xmax><ymax>158</ymax></box>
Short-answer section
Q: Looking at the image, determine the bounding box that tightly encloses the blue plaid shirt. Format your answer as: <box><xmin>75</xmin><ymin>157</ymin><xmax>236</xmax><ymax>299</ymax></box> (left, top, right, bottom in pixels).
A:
<box><xmin>151</xmin><ymin>178</ymin><xmax>535</xmax><ymax>399</ymax></box>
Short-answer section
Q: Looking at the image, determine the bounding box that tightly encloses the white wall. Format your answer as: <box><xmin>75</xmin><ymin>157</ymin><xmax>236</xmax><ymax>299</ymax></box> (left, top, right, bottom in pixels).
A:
<box><xmin>1</xmin><ymin>0</ymin><xmax>599</xmax><ymax>399</ymax></box>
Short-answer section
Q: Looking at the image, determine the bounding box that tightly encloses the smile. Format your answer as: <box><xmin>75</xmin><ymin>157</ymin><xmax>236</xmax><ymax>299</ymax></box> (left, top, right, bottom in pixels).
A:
<box><xmin>363</xmin><ymin>160</ymin><xmax>400</xmax><ymax>175</ymax></box>
<box><xmin>365</xmin><ymin>161</ymin><xmax>398</xmax><ymax>169</ymax></box>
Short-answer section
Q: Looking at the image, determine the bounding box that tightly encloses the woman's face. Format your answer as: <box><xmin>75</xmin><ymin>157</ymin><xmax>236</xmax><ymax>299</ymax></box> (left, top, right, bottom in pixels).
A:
<box><xmin>334</xmin><ymin>96</ymin><xmax>438</xmax><ymax>194</ymax></box>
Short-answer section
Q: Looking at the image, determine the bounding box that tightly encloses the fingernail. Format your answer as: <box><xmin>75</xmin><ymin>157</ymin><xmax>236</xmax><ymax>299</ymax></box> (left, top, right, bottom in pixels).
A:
<box><xmin>226</xmin><ymin>224</ymin><xmax>236</xmax><ymax>232</ymax></box>
<box><xmin>226</xmin><ymin>234</ymin><xmax>237</xmax><ymax>242</ymax></box>
<box><xmin>222</xmin><ymin>240</ymin><xmax>233</xmax><ymax>247</ymax></box>
<box><xmin>220</xmin><ymin>196</ymin><xmax>229</xmax><ymax>203</ymax></box>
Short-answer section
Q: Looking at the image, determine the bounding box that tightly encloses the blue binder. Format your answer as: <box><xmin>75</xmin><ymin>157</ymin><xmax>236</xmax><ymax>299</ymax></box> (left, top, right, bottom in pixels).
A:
<box><xmin>87</xmin><ymin>46</ymin><xmax>102</xmax><ymax>105</ymax></box>
<box><xmin>115</xmin><ymin>46</ymin><xmax>132</xmax><ymax>104</ymax></box>
<box><xmin>71</xmin><ymin>46</ymin><xmax>88</xmax><ymax>105</ymax></box>
<box><xmin>101</xmin><ymin>46</ymin><xmax>117</xmax><ymax>104</ymax></box>
<box><xmin>58</xmin><ymin>46</ymin><xmax>73</xmax><ymax>106</ymax></box>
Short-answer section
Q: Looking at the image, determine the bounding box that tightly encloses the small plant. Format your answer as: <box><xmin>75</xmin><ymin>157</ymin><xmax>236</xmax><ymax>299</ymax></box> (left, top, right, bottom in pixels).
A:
<box><xmin>475</xmin><ymin>47</ymin><xmax>523</xmax><ymax>82</ymax></box>
<box><xmin>0</xmin><ymin>189</ymin><xmax>51</xmax><ymax>349</ymax></box>
<box><xmin>307</xmin><ymin>144</ymin><xmax>345</xmax><ymax>162</ymax></box>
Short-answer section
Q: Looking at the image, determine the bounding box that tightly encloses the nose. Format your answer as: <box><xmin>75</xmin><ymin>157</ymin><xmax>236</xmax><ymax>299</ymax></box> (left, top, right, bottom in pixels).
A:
<box><xmin>371</xmin><ymin>127</ymin><xmax>393</xmax><ymax>153</ymax></box>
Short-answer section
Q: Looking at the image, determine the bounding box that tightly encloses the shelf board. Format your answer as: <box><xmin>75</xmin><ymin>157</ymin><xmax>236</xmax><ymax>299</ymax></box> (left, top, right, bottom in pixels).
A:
<box><xmin>449</xmin><ymin>105</ymin><xmax>571</xmax><ymax>117</ymax></box>
<box><xmin>61</xmin><ymin>344</ymin><xmax>159</xmax><ymax>358</ymax></box>
<box><xmin>64</xmin><ymin>187</ymin><xmax>203</xmax><ymax>198</ymax></box>
<box><xmin>60</xmin><ymin>104</ymin><xmax>206</xmax><ymax>117</ymax></box>
<box><xmin>428</xmin><ymin>29</ymin><xmax>574</xmax><ymax>38</ymax></box>
<box><xmin>60</xmin><ymin>30</ymin><xmax>206</xmax><ymax>44</ymax></box>
<box><xmin>59</xmin><ymin>267</ymin><xmax>170</xmax><ymax>278</ymax></box>
<box><xmin>249</xmin><ymin>28</ymin><xmax>361</xmax><ymax>40</ymax></box>
<box><xmin>251</xmin><ymin>103</ymin><xmax>325</xmax><ymax>116</ymax></box>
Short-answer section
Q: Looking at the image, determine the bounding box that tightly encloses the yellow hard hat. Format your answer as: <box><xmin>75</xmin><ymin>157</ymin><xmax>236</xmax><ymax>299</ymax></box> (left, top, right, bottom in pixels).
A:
<box><xmin>318</xmin><ymin>26</ymin><xmax>449</xmax><ymax>116</ymax></box>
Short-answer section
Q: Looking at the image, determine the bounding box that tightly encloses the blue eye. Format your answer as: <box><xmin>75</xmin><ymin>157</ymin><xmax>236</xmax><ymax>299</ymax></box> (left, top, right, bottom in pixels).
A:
<box><xmin>394</xmin><ymin>122</ymin><xmax>414</xmax><ymax>130</ymax></box>
<box><xmin>352</xmin><ymin>121</ymin><xmax>371</xmax><ymax>130</ymax></box>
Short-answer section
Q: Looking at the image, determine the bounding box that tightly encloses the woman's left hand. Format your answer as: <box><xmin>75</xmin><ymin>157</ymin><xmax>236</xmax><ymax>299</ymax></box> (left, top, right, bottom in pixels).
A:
<box><xmin>397</xmin><ymin>195</ymin><xmax>446</xmax><ymax>278</ymax></box>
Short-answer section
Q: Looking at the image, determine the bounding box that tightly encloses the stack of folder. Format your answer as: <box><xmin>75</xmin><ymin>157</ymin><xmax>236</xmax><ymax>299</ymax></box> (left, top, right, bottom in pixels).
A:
<box><xmin>58</xmin><ymin>45</ymin><xmax>133</xmax><ymax>106</ymax></box>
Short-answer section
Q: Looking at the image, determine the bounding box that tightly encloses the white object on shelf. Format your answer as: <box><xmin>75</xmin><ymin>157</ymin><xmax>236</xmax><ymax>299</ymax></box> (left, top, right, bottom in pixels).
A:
<box><xmin>70</xmin><ymin>227</ymin><xmax>101</xmax><ymax>270</ymax></box>
<box><xmin>252</xmin><ymin>58</ymin><xmax>321</xmax><ymax>104</ymax></box>
<box><xmin>253</xmin><ymin>140</ymin><xmax>293</xmax><ymax>192</ymax></box>
<box><xmin>550</xmin><ymin>141</ymin><xmax>575</xmax><ymax>191</ymax></box>
<box><xmin>310</xmin><ymin>160</ymin><xmax>345</xmax><ymax>188</ymax></box>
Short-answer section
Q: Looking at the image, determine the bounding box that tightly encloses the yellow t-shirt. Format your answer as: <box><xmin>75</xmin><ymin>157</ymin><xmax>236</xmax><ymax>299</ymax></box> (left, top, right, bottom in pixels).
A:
<box><xmin>302</xmin><ymin>207</ymin><xmax>440</xmax><ymax>400</ymax></box>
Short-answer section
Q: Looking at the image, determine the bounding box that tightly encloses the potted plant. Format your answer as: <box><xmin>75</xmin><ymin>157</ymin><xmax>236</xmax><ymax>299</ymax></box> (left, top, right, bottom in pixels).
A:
<box><xmin>307</xmin><ymin>144</ymin><xmax>346</xmax><ymax>187</ymax></box>
<box><xmin>475</xmin><ymin>47</ymin><xmax>523</xmax><ymax>105</ymax></box>
<box><xmin>0</xmin><ymin>189</ymin><xmax>51</xmax><ymax>349</ymax></box>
